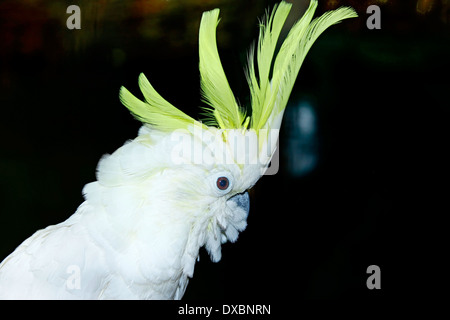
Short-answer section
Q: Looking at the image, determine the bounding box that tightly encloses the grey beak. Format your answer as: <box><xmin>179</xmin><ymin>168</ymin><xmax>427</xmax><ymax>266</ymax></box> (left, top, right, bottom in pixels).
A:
<box><xmin>228</xmin><ymin>191</ymin><xmax>250</xmax><ymax>215</ymax></box>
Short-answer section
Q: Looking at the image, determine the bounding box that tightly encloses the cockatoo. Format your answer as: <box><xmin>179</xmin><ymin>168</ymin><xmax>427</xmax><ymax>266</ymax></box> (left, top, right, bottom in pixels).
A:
<box><xmin>0</xmin><ymin>1</ymin><xmax>356</xmax><ymax>299</ymax></box>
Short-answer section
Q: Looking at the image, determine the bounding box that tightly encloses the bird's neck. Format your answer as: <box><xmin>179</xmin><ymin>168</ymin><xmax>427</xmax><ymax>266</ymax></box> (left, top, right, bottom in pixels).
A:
<box><xmin>79</xmin><ymin>181</ymin><xmax>203</xmax><ymax>298</ymax></box>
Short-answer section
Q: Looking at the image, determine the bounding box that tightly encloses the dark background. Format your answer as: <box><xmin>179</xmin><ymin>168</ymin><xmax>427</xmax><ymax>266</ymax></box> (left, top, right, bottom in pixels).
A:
<box><xmin>0</xmin><ymin>0</ymin><xmax>448</xmax><ymax>300</ymax></box>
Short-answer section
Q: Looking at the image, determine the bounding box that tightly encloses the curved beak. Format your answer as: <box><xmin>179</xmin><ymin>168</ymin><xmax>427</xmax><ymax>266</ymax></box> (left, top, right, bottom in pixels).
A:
<box><xmin>228</xmin><ymin>191</ymin><xmax>250</xmax><ymax>216</ymax></box>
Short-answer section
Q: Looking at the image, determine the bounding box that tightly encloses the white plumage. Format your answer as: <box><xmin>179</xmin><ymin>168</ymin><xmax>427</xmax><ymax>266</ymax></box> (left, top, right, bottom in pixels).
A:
<box><xmin>0</xmin><ymin>1</ymin><xmax>356</xmax><ymax>299</ymax></box>
<box><xmin>0</xmin><ymin>126</ymin><xmax>252</xmax><ymax>299</ymax></box>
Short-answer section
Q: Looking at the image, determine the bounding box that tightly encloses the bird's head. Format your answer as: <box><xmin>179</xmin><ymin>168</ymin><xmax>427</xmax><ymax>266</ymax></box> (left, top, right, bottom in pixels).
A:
<box><xmin>115</xmin><ymin>1</ymin><xmax>356</xmax><ymax>266</ymax></box>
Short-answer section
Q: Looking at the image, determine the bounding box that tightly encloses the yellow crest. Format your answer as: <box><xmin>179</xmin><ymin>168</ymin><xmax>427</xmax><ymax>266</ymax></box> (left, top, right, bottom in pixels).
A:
<box><xmin>120</xmin><ymin>1</ymin><xmax>357</xmax><ymax>142</ymax></box>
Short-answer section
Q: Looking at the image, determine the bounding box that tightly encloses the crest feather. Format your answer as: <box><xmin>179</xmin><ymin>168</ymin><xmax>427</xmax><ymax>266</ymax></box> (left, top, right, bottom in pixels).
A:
<box><xmin>246</xmin><ymin>1</ymin><xmax>292</xmax><ymax>132</ymax></box>
<box><xmin>119</xmin><ymin>73</ymin><xmax>202</xmax><ymax>131</ymax></box>
<box><xmin>119</xmin><ymin>1</ymin><xmax>357</xmax><ymax>141</ymax></box>
<box><xmin>247</xmin><ymin>0</ymin><xmax>357</xmax><ymax>133</ymax></box>
<box><xmin>198</xmin><ymin>9</ymin><xmax>246</xmax><ymax>129</ymax></box>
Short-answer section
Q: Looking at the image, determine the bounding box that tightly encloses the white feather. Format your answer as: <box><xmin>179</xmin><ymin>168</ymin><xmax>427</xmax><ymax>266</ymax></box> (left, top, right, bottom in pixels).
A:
<box><xmin>0</xmin><ymin>126</ymin><xmax>254</xmax><ymax>299</ymax></box>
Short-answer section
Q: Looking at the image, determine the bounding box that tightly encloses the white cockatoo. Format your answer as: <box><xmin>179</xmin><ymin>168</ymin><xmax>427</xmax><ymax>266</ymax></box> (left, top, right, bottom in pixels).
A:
<box><xmin>0</xmin><ymin>1</ymin><xmax>356</xmax><ymax>299</ymax></box>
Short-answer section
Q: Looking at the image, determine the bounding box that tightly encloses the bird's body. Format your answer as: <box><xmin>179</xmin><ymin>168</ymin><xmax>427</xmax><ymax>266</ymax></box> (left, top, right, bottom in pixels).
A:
<box><xmin>0</xmin><ymin>126</ymin><xmax>251</xmax><ymax>299</ymax></box>
<box><xmin>0</xmin><ymin>1</ymin><xmax>356</xmax><ymax>299</ymax></box>
<box><xmin>0</xmin><ymin>205</ymin><xmax>192</xmax><ymax>299</ymax></box>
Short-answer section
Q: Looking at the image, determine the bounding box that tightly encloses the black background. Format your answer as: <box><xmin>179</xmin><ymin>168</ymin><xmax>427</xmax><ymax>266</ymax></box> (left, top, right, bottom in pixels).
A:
<box><xmin>0</xmin><ymin>0</ymin><xmax>448</xmax><ymax>300</ymax></box>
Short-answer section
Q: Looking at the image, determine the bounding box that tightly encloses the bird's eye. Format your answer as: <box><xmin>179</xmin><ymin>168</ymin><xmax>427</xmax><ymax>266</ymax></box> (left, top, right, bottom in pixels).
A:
<box><xmin>216</xmin><ymin>176</ymin><xmax>230</xmax><ymax>190</ymax></box>
<box><xmin>210</xmin><ymin>172</ymin><xmax>233</xmax><ymax>196</ymax></box>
